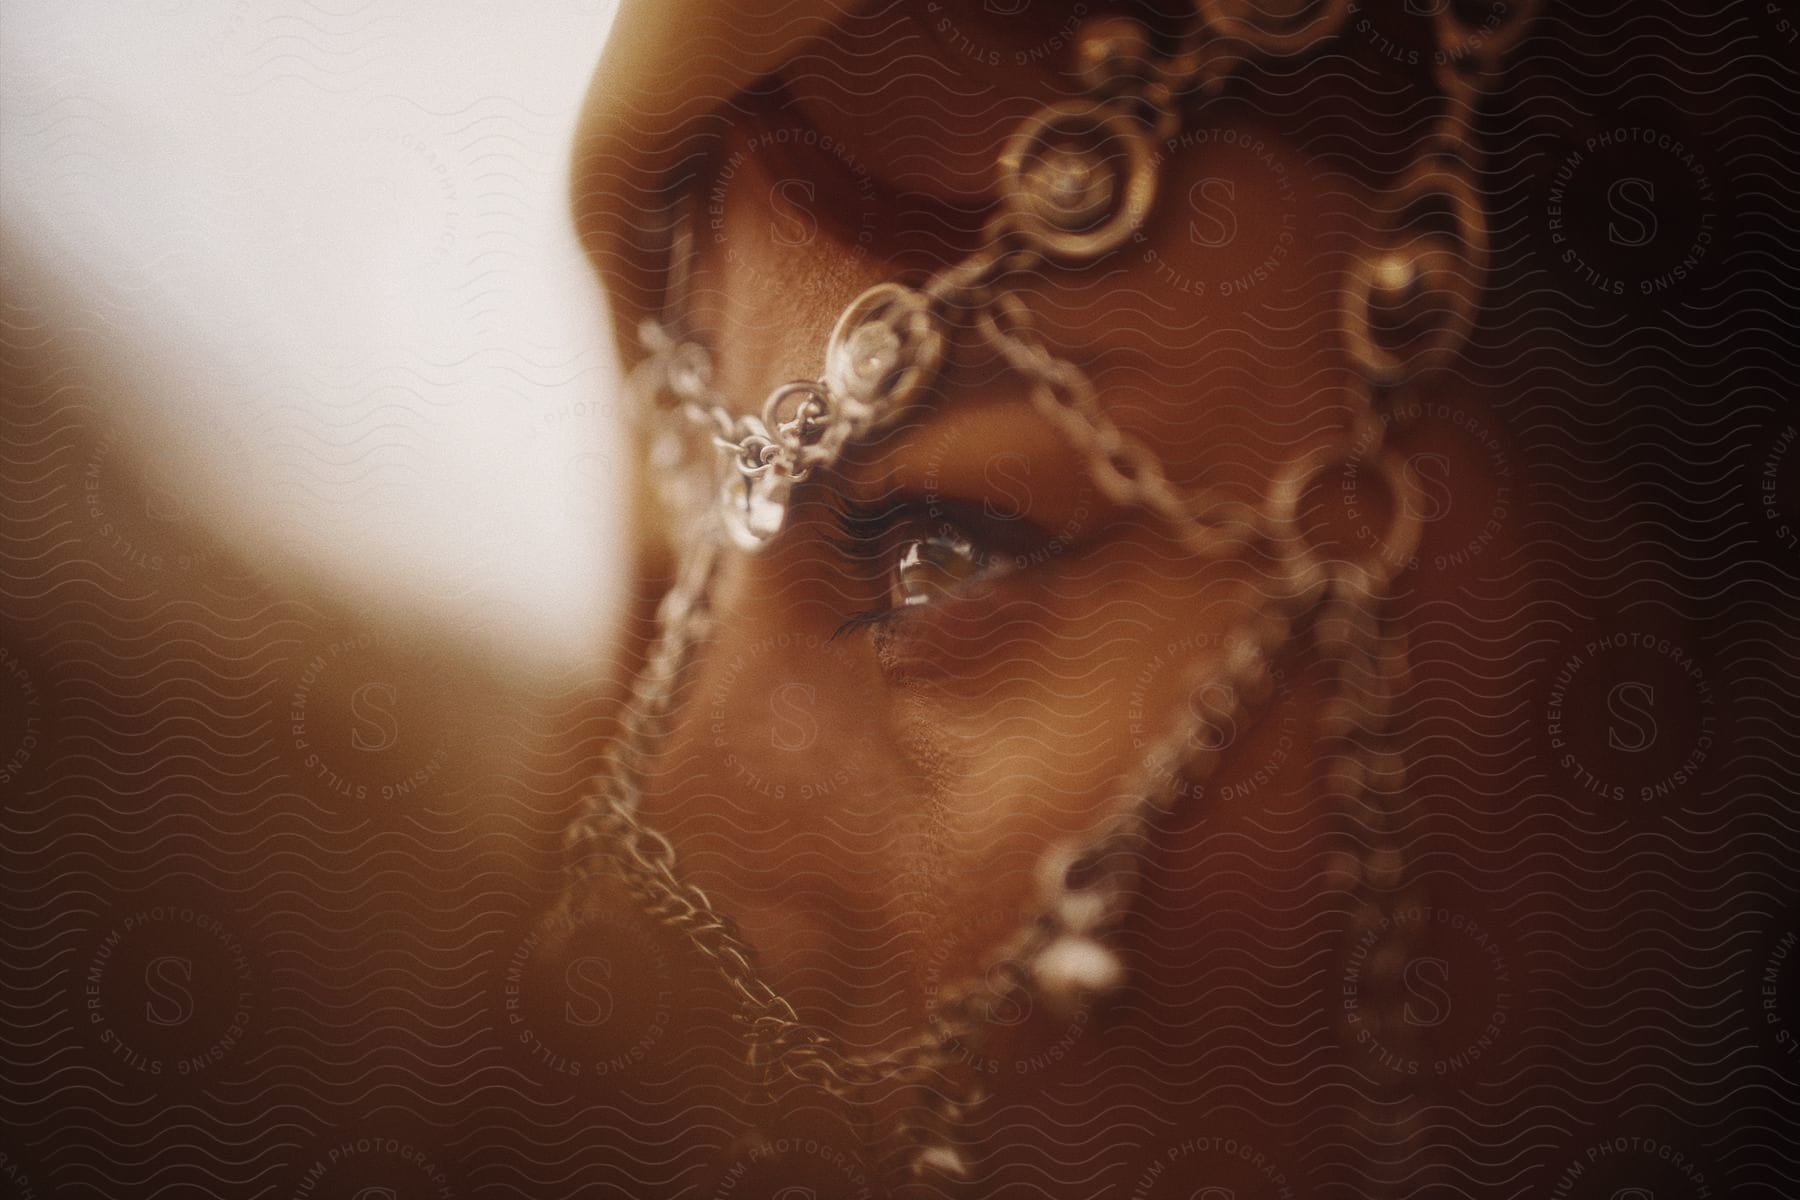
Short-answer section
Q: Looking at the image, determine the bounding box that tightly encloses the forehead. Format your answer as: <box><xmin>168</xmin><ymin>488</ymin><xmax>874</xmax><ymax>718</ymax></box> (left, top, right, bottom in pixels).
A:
<box><xmin>776</xmin><ymin>0</ymin><xmax>1144</xmax><ymax>203</ymax></box>
<box><xmin>693</xmin><ymin>0</ymin><xmax>1431</xmax><ymax>501</ymax></box>
<box><xmin>777</xmin><ymin>0</ymin><xmax>1431</xmax><ymax>206</ymax></box>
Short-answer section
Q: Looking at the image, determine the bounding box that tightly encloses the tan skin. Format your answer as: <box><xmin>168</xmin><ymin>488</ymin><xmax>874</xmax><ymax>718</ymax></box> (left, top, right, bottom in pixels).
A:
<box><xmin>585</xmin><ymin>0</ymin><xmax>1537</xmax><ymax>1186</ymax></box>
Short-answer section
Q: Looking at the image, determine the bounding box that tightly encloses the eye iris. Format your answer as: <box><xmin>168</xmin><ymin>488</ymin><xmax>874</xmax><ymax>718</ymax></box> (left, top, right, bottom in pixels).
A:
<box><xmin>891</xmin><ymin>536</ymin><xmax>983</xmax><ymax>608</ymax></box>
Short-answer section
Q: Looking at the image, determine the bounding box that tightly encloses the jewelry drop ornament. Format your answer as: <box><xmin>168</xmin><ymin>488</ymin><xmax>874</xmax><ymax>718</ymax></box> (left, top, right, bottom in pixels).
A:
<box><xmin>912</xmin><ymin>1145</ymin><xmax>969</xmax><ymax>1180</ymax></box>
<box><xmin>1033</xmin><ymin>934</ymin><xmax>1125</xmax><ymax>1011</ymax></box>
<box><xmin>718</xmin><ymin>467</ymin><xmax>793</xmax><ymax>552</ymax></box>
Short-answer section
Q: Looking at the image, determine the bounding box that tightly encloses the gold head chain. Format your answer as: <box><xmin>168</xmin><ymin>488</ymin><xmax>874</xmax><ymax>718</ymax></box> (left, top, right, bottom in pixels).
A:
<box><xmin>566</xmin><ymin>0</ymin><xmax>1542</xmax><ymax>1185</ymax></box>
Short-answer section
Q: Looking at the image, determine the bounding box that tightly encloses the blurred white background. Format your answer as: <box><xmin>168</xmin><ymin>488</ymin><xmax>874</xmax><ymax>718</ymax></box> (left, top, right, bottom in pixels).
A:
<box><xmin>1</xmin><ymin>0</ymin><xmax>627</xmax><ymax>676</ymax></box>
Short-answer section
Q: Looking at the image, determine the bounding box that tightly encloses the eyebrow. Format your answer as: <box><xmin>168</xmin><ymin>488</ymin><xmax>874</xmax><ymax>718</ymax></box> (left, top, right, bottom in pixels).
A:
<box><xmin>868</xmin><ymin>397</ymin><xmax>1121</xmax><ymax>537</ymax></box>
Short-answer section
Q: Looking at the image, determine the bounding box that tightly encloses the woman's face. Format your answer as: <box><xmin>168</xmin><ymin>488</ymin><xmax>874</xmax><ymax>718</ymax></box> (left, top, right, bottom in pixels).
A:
<box><xmin>627</xmin><ymin>0</ymin><xmax>1496</xmax><ymax>1113</ymax></box>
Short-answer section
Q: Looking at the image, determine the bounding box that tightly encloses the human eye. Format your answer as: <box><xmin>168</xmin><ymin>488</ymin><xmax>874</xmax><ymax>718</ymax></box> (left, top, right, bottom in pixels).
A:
<box><xmin>824</xmin><ymin>491</ymin><xmax>1051</xmax><ymax>639</ymax></box>
<box><xmin>889</xmin><ymin>533</ymin><xmax>989</xmax><ymax>609</ymax></box>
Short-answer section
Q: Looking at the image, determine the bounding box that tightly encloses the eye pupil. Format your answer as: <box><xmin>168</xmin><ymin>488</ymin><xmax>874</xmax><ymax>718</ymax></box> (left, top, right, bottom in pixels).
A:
<box><xmin>891</xmin><ymin>535</ymin><xmax>983</xmax><ymax>608</ymax></box>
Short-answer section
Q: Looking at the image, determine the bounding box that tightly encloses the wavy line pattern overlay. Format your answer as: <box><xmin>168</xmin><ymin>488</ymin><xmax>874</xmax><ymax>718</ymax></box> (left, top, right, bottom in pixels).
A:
<box><xmin>4</xmin><ymin>1</ymin><xmax>1798</xmax><ymax>1198</ymax></box>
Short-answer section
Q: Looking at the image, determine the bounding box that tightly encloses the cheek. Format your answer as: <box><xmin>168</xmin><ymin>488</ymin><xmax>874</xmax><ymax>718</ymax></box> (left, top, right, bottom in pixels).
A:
<box><xmin>872</xmin><ymin>539</ymin><xmax>1260</xmax><ymax>855</ymax></box>
<box><xmin>677</xmin><ymin>559</ymin><xmax>894</xmax><ymax>812</ymax></box>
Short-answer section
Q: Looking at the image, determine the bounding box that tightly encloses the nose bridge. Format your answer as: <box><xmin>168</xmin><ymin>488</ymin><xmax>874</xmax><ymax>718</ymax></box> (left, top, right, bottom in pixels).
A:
<box><xmin>964</xmin><ymin>520</ymin><xmax>1261</xmax><ymax>787</ymax></box>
